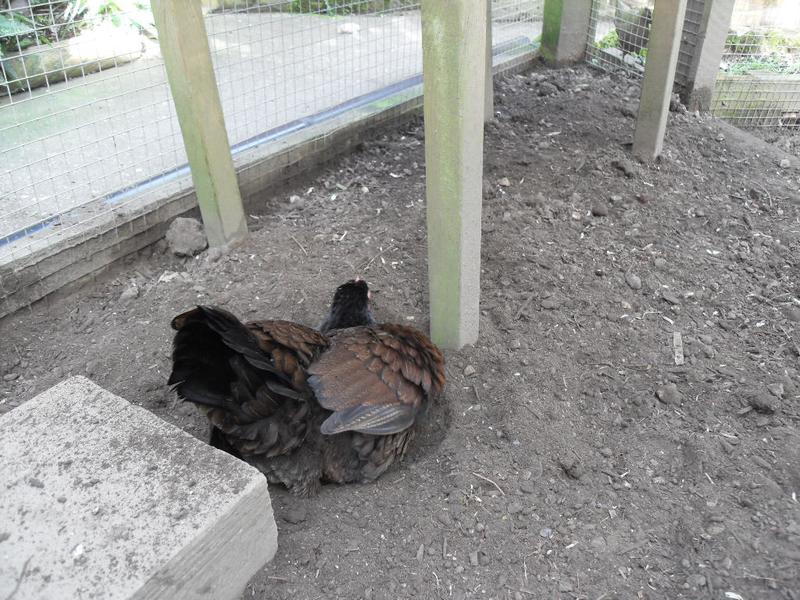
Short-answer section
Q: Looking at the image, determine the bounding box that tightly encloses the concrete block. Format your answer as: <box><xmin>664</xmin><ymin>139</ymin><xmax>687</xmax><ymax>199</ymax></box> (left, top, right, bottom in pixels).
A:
<box><xmin>0</xmin><ymin>376</ymin><xmax>276</xmax><ymax>600</ymax></box>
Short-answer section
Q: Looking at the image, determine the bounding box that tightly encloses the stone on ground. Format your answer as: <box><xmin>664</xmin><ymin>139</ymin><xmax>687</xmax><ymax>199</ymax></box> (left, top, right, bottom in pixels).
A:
<box><xmin>0</xmin><ymin>376</ymin><xmax>276</xmax><ymax>600</ymax></box>
<box><xmin>166</xmin><ymin>217</ymin><xmax>208</xmax><ymax>256</ymax></box>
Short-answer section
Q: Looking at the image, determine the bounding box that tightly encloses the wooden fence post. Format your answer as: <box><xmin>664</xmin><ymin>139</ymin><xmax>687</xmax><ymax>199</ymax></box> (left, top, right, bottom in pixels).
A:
<box><xmin>152</xmin><ymin>0</ymin><xmax>247</xmax><ymax>247</ymax></box>
<box><xmin>633</xmin><ymin>0</ymin><xmax>689</xmax><ymax>161</ymax></box>
<box><xmin>485</xmin><ymin>0</ymin><xmax>494</xmax><ymax>122</ymax></box>
<box><xmin>541</xmin><ymin>0</ymin><xmax>593</xmax><ymax>64</ymax></box>
<box><xmin>683</xmin><ymin>0</ymin><xmax>736</xmax><ymax>111</ymax></box>
<box><xmin>421</xmin><ymin>0</ymin><xmax>486</xmax><ymax>348</ymax></box>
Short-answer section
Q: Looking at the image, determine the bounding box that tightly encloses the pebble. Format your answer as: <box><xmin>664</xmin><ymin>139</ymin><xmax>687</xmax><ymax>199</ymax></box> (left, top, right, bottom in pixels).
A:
<box><xmin>520</xmin><ymin>481</ymin><xmax>536</xmax><ymax>494</ymax></box>
<box><xmin>539</xmin><ymin>527</ymin><xmax>553</xmax><ymax>539</ymax></box>
<box><xmin>541</xmin><ymin>298</ymin><xmax>559</xmax><ymax>310</ymax></box>
<box><xmin>698</xmin><ymin>334</ymin><xmax>713</xmax><ymax>345</ymax></box>
<box><xmin>785</xmin><ymin>307</ymin><xmax>800</xmax><ymax>322</ymax></box>
<box><xmin>662</xmin><ymin>290</ymin><xmax>681</xmax><ymax>305</ymax></box>
<box><xmin>637</xmin><ymin>192</ymin><xmax>656</xmax><ymax>204</ymax></box>
<box><xmin>3</xmin><ymin>373</ymin><xmax>19</xmax><ymax>381</ymax></box>
<box><xmin>688</xmin><ymin>574</ymin><xmax>706</xmax><ymax>588</ymax></box>
<box><xmin>779</xmin><ymin>158</ymin><xmax>791</xmax><ymax>168</ymax></box>
<box><xmin>502</xmin><ymin>211</ymin><xmax>512</xmax><ymax>222</ymax></box>
<box><xmin>767</xmin><ymin>383</ymin><xmax>785</xmax><ymax>398</ymax></box>
<box><xmin>591</xmin><ymin>203</ymin><xmax>609</xmax><ymax>217</ymax></box>
<box><xmin>599</xmin><ymin>447</ymin><xmax>613</xmax><ymax>458</ymax></box>
<box><xmin>749</xmin><ymin>393</ymin><xmax>777</xmax><ymax>414</ymax></box>
<box><xmin>559</xmin><ymin>580</ymin><xmax>573</xmax><ymax>593</ymax></box>
<box><xmin>119</xmin><ymin>283</ymin><xmax>139</xmax><ymax>303</ymax></box>
<box><xmin>537</xmin><ymin>82</ymin><xmax>559</xmax><ymax>96</ymax></box>
<box><xmin>283</xmin><ymin>506</ymin><xmax>307</xmax><ymax>524</ymax></box>
<box><xmin>498</xmin><ymin>177</ymin><xmax>511</xmax><ymax>187</ymax></box>
<box><xmin>469</xmin><ymin>551</ymin><xmax>479</xmax><ymax>566</ymax></box>
<box><xmin>611</xmin><ymin>159</ymin><xmax>635</xmax><ymax>178</ymax></box>
<box><xmin>654</xmin><ymin>257</ymin><xmax>667</xmax><ymax>268</ymax></box>
<box><xmin>625</xmin><ymin>272</ymin><xmax>642</xmax><ymax>290</ymax></box>
<box><xmin>655</xmin><ymin>383</ymin><xmax>682</xmax><ymax>405</ymax></box>
<box><xmin>463</xmin><ymin>365</ymin><xmax>476</xmax><ymax>377</ymax></box>
<box><xmin>165</xmin><ymin>217</ymin><xmax>207</xmax><ymax>257</ymax></box>
<box><xmin>507</xmin><ymin>502</ymin><xmax>523</xmax><ymax>515</ymax></box>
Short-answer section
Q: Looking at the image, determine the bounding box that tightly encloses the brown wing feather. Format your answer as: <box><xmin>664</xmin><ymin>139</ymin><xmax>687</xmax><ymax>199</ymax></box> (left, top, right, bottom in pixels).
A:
<box><xmin>307</xmin><ymin>324</ymin><xmax>445</xmax><ymax>434</ymax></box>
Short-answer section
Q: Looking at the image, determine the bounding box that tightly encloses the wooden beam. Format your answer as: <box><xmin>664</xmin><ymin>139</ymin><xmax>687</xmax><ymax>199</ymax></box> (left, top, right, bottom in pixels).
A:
<box><xmin>421</xmin><ymin>0</ymin><xmax>487</xmax><ymax>349</ymax></box>
<box><xmin>633</xmin><ymin>0</ymin><xmax>689</xmax><ymax>161</ymax></box>
<box><xmin>485</xmin><ymin>0</ymin><xmax>494</xmax><ymax>122</ymax></box>
<box><xmin>541</xmin><ymin>0</ymin><xmax>593</xmax><ymax>65</ymax></box>
<box><xmin>684</xmin><ymin>0</ymin><xmax>736</xmax><ymax>111</ymax></box>
<box><xmin>151</xmin><ymin>0</ymin><xmax>247</xmax><ymax>247</ymax></box>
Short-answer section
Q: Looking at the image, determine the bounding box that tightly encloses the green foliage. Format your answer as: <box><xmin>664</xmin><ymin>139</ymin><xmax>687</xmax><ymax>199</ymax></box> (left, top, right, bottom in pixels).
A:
<box><xmin>725</xmin><ymin>29</ymin><xmax>800</xmax><ymax>75</ymax></box>
<box><xmin>596</xmin><ymin>30</ymin><xmax>618</xmax><ymax>50</ymax></box>
<box><xmin>0</xmin><ymin>0</ymin><xmax>155</xmax><ymax>60</ymax></box>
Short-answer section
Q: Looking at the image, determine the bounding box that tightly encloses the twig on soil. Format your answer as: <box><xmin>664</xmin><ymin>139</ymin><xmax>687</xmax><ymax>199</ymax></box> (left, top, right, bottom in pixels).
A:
<box><xmin>472</xmin><ymin>385</ymin><xmax>481</xmax><ymax>403</ymax></box>
<box><xmin>289</xmin><ymin>234</ymin><xmax>307</xmax><ymax>256</ymax></box>
<box><xmin>267</xmin><ymin>576</ymin><xmax>289</xmax><ymax>582</ymax></box>
<box><xmin>361</xmin><ymin>246</ymin><xmax>397</xmax><ymax>271</ymax></box>
<box><xmin>471</xmin><ymin>472</ymin><xmax>505</xmax><ymax>496</ymax></box>
<box><xmin>4</xmin><ymin>555</ymin><xmax>32</xmax><ymax>600</ymax></box>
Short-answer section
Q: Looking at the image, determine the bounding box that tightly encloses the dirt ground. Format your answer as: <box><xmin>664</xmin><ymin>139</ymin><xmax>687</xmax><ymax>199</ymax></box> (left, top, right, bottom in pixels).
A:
<box><xmin>2</xmin><ymin>63</ymin><xmax>800</xmax><ymax>600</ymax></box>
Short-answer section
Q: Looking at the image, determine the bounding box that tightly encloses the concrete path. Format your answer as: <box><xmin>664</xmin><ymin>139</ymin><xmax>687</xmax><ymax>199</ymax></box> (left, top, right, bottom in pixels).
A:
<box><xmin>0</xmin><ymin>10</ymin><xmax>540</xmax><ymax>250</ymax></box>
<box><xmin>0</xmin><ymin>376</ymin><xmax>276</xmax><ymax>600</ymax></box>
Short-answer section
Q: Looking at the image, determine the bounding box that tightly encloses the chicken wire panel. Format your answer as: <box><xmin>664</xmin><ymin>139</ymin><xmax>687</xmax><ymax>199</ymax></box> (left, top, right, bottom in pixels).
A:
<box><xmin>586</xmin><ymin>0</ymin><xmax>654</xmax><ymax>78</ymax></box>
<box><xmin>712</xmin><ymin>27</ymin><xmax>800</xmax><ymax>128</ymax></box>
<box><xmin>204</xmin><ymin>0</ymin><xmax>543</xmax><ymax>151</ymax></box>
<box><xmin>0</xmin><ymin>0</ymin><xmax>188</xmax><ymax>263</ymax></box>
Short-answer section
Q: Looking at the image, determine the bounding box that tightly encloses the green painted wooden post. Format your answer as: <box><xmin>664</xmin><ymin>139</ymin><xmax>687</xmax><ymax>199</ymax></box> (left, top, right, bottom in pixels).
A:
<box><xmin>485</xmin><ymin>0</ymin><xmax>494</xmax><ymax>122</ymax></box>
<box><xmin>421</xmin><ymin>0</ymin><xmax>486</xmax><ymax>349</ymax></box>
<box><xmin>151</xmin><ymin>0</ymin><xmax>247</xmax><ymax>247</ymax></box>
<box><xmin>633</xmin><ymin>0</ymin><xmax>688</xmax><ymax>161</ymax></box>
<box><xmin>541</xmin><ymin>0</ymin><xmax>592</xmax><ymax>64</ymax></box>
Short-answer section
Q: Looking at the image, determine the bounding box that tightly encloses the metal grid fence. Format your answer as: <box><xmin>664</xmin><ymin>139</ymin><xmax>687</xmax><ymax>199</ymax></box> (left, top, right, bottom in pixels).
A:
<box><xmin>0</xmin><ymin>0</ymin><xmax>543</xmax><ymax>266</ymax></box>
<box><xmin>711</xmin><ymin>24</ymin><xmax>800</xmax><ymax>128</ymax></box>
<box><xmin>585</xmin><ymin>0</ymin><xmax>654</xmax><ymax>78</ymax></box>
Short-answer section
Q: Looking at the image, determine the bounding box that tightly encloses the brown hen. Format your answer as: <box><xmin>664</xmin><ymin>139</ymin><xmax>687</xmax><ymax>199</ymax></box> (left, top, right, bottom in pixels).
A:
<box><xmin>168</xmin><ymin>280</ymin><xmax>445</xmax><ymax>496</ymax></box>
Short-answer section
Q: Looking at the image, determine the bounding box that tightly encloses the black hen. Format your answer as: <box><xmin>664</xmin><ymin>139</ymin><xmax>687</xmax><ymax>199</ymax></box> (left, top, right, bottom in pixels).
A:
<box><xmin>168</xmin><ymin>279</ymin><xmax>445</xmax><ymax>496</ymax></box>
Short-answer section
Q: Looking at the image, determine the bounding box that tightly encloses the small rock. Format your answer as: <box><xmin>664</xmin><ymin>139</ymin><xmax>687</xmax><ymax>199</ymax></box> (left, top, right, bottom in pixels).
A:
<box><xmin>337</xmin><ymin>22</ymin><xmax>360</xmax><ymax>34</ymax></box>
<box><xmin>463</xmin><ymin>365</ymin><xmax>476</xmax><ymax>377</ymax></box>
<box><xmin>767</xmin><ymin>383</ymin><xmax>785</xmax><ymax>398</ymax></box>
<box><xmin>541</xmin><ymin>298</ymin><xmax>559</xmax><ymax>310</ymax></box>
<box><xmin>591</xmin><ymin>203</ymin><xmax>609</xmax><ymax>217</ymax></box>
<box><xmin>539</xmin><ymin>527</ymin><xmax>553</xmax><ymax>539</ymax></box>
<box><xmin>559</xmin><ymin>580</ymin><xmax>573</xmax><ymax>593</ymax></box>
<box><xmin>284</xmin><ymin>506</ymin><xmax>307</xmax><ymax>524</ymax></box>
<box><xmin>784</xmin><ymin>307</ymin><xmax>800</xmax><ymax>322</ymax></box>
<box><xmin>654</xmin><ymin>257</ymin><xmax>667</xmax><ymax>268</ymax></box>
<box><xmin>625</xmin><ymin>272</ymin><xmax>642</xmax><ymax>290</ymax></box>
<box><xmin>166</xmin><ymin>217</ymin><xmax>208</xmax><ymax>257</ymax></box>
<box><xmin>3</xmin><ymin>373</ymin><xmax>19</xmax><ymax>381</ymax></box>
<box><xmin>469</xmin><ymin>551</ymin><xmax>479</xmax><ymax>566</ymax></box>
<box><xmin>688</xmin><ymin>574</ymin><xmax>706</xmax><ymax>588</ymax></box>
<box><xmin>52</xmin><ymin>367</ymin><xmax>63</xmax><ymax>380</ymax></box>
<box><xmin>599</xmin><ymin>447</ymin><xmax>613</xmax><ymax>458</ymax></box>
<box><xmin>119</xmin><ymin>283</ymin><xmax>139</xmax><ymax>303</ymax></box>
<box><xmin>656</xmin><ymin>383</ymin><xmax>682</xmax><ymax>405</ymax></box>
<box><xmin>662</xmin><ymin>290</ymin><xmax>681</xmax><ymax>305</ymax></box>
<box><xmin>520</xmin><ymin>481</ymin><xmax>536</xmax><ymax>494</ymax></box>
<box><xmin>502</xmin><ymin>211</ymin><xmax>512</xmax><ymax>222</ymax></box>
<box><xmin>537</xmin><ymin>82</ymin><xmax>558</xmax><ymax>96</ymax></box>
<box><xmin>637</xmin><ymin>192</ymin><xmax>655</xmax><ymax>204</ymax></box>
<box><xmin>507</xmin><ymin>502</ymin><xmax>523</xmax><ymax>515</ymax></box>
<box><xmin>289</xmin><ymin>195</ymin><xmax>306</xmax><ymax>210</ymax></box>
<box><xmin>437</xmin><ymin>511</ymin><xmax>453</xmax><ymax>526</ymax></box>
<box><xmin>28</xmin><ymin>477</ymin><xmax>44</xmax><ymax>488</ymax></box>
<box><xmin>779</xmin><ymin>158</ymin><xmax>791</xmax><ymax>169</ymax></box>
<box><xmin>620</xmin><ymin>104</ymin><xmax>637</xmax><ymax>119</ymax></box>
<box><xmin>498</xmin><ymin>177</ymin><xmax>511</xmax><ymax>187</ymax></box>
<box><xmin>416</xmin><ymin>544</ymin><xmax>424</xmax><ymax>561</ymax></box>
<box><xmin>559</xmin><ymin>458</ymin><xmax>584</xmax><ymax>480</ymax></box>
<box><xmin>749</xmin><ymin>393</ymin><xmax>777</xmax><ymax>414</ymax></box>
<box><xmin>478</xmin><ymin>550</ymin><xmax>490</xmax><ymax>566</ymax></box>
<box><xmin>715</xmin><ymin>133</ymin><xmax>725</xmax><ymax>142</ymax></box>
<box><xmin>611</xmin><ymin>159</ymin><xmax>635</xmax><ymax>178</ymax></box>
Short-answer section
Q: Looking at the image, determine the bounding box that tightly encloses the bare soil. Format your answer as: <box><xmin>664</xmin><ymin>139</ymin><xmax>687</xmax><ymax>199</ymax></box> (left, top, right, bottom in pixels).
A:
<box><xmin>2</xmin><ymin>63</ymin><xmax>800</xmax><ymax>600</ymax></box>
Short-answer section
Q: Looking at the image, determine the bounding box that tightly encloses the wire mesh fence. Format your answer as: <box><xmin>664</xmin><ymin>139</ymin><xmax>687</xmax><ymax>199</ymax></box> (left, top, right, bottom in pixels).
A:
<box><xmin>585</xmin><ymin>0</ymin><xmax>654</xmax><ymax>78</ymax></box>
<box><xmin>0</xmin><ymin>0</ymin><xmax>542</xmax><ymax>270</ymax></box>
<box><xmin>711</xmin><ymin>24</ymin><xmax>800</xmax><ymax>128</ymax></box>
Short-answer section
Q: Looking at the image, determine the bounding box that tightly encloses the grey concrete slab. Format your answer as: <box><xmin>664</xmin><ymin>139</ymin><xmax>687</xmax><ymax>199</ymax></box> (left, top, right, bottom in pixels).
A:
<box><xmin>0</xmin><ymin>376</ymin><xmax>277</xmax><ymax>600</ymax></box>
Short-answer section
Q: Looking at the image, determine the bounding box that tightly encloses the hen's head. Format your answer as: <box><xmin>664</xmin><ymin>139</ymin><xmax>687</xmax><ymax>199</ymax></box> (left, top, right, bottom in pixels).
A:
<box><xmin>319</xmin><ymin>277</ymin><xmax>375</xmax><ymax>333</ymax></box>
